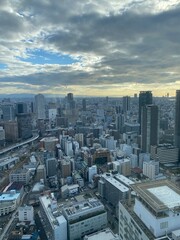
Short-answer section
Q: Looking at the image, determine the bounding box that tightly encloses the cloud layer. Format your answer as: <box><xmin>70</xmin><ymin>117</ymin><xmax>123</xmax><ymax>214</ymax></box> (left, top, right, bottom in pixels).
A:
<box><xmin>0</xmin><ymin>0</ymin><xmax>180</xmax><ymax>96</ymax></box>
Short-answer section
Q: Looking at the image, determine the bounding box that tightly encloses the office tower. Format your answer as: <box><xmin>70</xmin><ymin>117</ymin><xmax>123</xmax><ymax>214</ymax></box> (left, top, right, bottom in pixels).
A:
<box><xmin>17</xmin><ymin>113</ymin><xmax>32</xmax><ymax>140</ymax></box>
<box><xmin>66</xmin><ymin>92</ymin><xmax>75</xmax><ymax>110</ymax></box>
<box><xmin>175</xmin><ymin>90</ymin><xmax>180</xmax><ymax>148</ymax></box>
<box><xmin>115</xmin><ymin>113</ymin><xmax>125</xmax><ymax>133</ymax></box>
<box><xmin>1</xmin><ymin>103</ymin><xmax>15</xmax><ymax>121</ymax></box>
<box><xmin>16</xmin><ymin>102</ymin><xmax>27</xmax><ymax>114</ymax></box>
<box><xmin>139</xmin><ymin>91</ymin><xmax>152</xmax><ymax>130</ymax></box>
<box><xmin>122</xmin><ymin>96</ymin><xmax>130</xmax><ymax>113</ymax></box>
<box><xmin>82</xmin><ymin>98</ymin><xmax>86</xmax><ymax>111</ymax></box>
<box><xmin>45</xmin><ymin>158</ymin><xmax>57</xmax><ymax>177</ymax></box>
<box><xmin>4</xmin><ymin>121</ymin><xmax>18</xmax><ymax>142</ymax></box>
<box><xmin>141</xmin><ymin>105</ymin><xmax>159</xmax><ymax>153</ymax></box>
<box><xmin>34</xmin><ymin>94</ymin><xmax>46</xmax><ymax>119</ymax></box>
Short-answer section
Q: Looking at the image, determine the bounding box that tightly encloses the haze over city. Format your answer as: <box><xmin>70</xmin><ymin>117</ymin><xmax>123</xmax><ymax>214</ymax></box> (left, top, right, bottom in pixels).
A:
<box><xmin>1</xmin><ymin>0</ymin><xmax>180</xmax><ymax>97</ymax></box>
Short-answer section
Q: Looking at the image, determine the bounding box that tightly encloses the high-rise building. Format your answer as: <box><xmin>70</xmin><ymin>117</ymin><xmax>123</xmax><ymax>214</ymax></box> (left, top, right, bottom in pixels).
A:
<box><xmin>16</xmin><ymin>102</ymin><xmax>27</xmax><ymax>114</ymax></box>
<box><xmin>4</xmin><ymin>121</ymin><xmax>18</xmax><ymax>142</ymax></box>
<box><xmin>122</xmin><ymin>96</ymin><xmax>130</xmax><ymax>113</ymax></box>
<box><xmin>139</xmin><ymin>91</ymin><xmax>152</xmax><ymax>130</ymax></box>
<box><xmin>34</xmin><ymin>94</ymin><xmax>46</xmax><ymax>119</ymax></box>
<box><xmin>17</xmin><ymin>113</ymin><xmax>32</xmax><ymax>140</ymax></box>
<box><xmin>175</xmin><ymin>90</ymin><xmax>180</xmax><ymax>148</ymax></box>
<box><xmin>141</xmin><ymin>105</ymin><xmax>159</xmax><ymax>153</ymax></box>
<box><xmin>82</xmin><ymin>98</ymin><xmax>86</xmax><ymax>111</ymax></box>
<box><xmin>1</xmin><ymin>103</ymin><xmax>15</xmax><ymax>121</ymax></box>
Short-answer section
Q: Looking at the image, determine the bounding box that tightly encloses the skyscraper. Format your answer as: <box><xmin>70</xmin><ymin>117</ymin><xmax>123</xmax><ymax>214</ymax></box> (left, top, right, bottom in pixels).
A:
<box><xmin>175</xmin><ymin>90</ymin><xmax>180</xmax><ymax>148</ymax></box>
<box><xmin>122</xmin><ymin>96</ymin><xmax>130</xmax><ymax>113</ymax></box>
<box><xmin>141</xmin><ymin>104</ymin><xmax>159</xmax><ymax>153</ymax></box>
<box><xmin>139</xmin><ymin>91</ymin><xmax>152</xmax><ymax>131</ymax></box>
<box><xmin>34</xmin><ymin>94</ymin><xmax>46</xmax><ymax>119</ymax></box>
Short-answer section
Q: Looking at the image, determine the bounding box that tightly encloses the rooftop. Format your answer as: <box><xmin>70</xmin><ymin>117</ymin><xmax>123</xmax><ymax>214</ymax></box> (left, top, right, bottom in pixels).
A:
<box><xmin>131</xmin><ymin>180</ymin><xmax>180</xmax><ymax>212</ymax></box>
<box><xmin>84</xmin><ymin>228</ymin><xmax>119</xmax><ymax>240</ymax></box>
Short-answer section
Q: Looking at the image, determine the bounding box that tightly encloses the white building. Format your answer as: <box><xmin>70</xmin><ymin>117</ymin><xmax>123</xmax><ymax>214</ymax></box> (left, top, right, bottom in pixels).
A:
<box><xmin>9</xmin><ymin>169</ymin><xmax>31</xmax><ymax>184</ymax></box>
<box><xmin>39</xmin><ymin>194</ymin><xmax>67</xmax><ymax>240</ymax></box>
<box><xmin>119</xmin><ymin>180</ymin><xmax>180</xmax><ymax>240</ymax></box>
<box><xmin>0</xmin><ymin>190</ymin><xmax>21</xmax><ymax>216</ymax></box>
<box><xmin>62</xmin><ymin>198</ymin><xmax>107</xmax><ymax>240</ymax></box>
<box><xmin>65</xmin><ymin>140</ymin><xmax>73</xmax><ymax>157</ymax></box>
<box><xmin>18</xmin><ymin>205</ymin><xmax>34</xmax><ymax>222</ymax></box>
<box><xmin>84</xmin><ymin>228</ymin><xmax>120</xmax><ymax>240</ymax></box>
<box><xmin>118</xmin><ymin>158</ymin><xmax>131</xmax><ymax>176</ymax></box>
<box><xmin>143</xmin><ymin>160</ymin><xmax>159</xmax><ymax>179</ymax></box>
<box><xmin>88</xmin><ymin>165</ymin><xmax>97</xmax><ymax>183</ymax></box>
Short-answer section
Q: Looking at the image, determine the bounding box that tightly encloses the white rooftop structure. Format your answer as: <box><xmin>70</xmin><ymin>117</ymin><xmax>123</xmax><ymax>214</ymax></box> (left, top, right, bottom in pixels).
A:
<box><xmin>148</xmin><ymin>186</ymin><xmax>180</xmax><ymax>209</ymax></box>
<box><xmin>84</xmin><ymin>228</ymin><xmax>120</xmax><ymax>240</ymax></box>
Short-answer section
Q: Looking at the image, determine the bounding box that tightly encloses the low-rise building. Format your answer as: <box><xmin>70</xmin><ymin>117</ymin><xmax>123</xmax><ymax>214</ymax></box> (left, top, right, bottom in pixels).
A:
<box><xmin>62</xmin><ymin>198</ymin><xmax>107</xmax><ymax>240</ymax></box>
<box><xmin>0</xmin><ymin>190</ymin><xmax>21</xmax><ymax>216</ymax></box>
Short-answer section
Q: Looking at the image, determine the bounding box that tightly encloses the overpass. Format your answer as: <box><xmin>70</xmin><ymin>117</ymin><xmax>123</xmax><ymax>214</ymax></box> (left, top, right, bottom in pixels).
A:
<box><xmin>0</xmin><ymin>134</ymin><xmax>39</xmax><ymax>156</ymax></box>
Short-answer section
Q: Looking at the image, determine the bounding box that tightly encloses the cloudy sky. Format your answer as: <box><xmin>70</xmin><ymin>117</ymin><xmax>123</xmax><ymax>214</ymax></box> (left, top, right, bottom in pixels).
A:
<box><xmin>0</xmin><ymin>0</ymin><xmax>180</xmax><ymax>97</ymax></box>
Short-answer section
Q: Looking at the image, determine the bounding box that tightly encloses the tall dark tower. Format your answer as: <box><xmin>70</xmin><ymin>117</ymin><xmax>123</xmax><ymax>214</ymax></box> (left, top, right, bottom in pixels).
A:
<box><xmin>141</xmin><ymin>104</ymin><xmax>159</xmax><ymax>153</ymax></box>
<box><xmin>122</xmin><ymin>96</ymin><xmax>130</xmax><ymax>113</ymax></box>
<box><xmin>139</xmin><ymin>91</ymin><xmax>152</xmax><ymax>132</ymax></box>
<box><xmin>175</xmin><ymin>90</ymin><xmax>180</xmax><ymax>148</ymax></box>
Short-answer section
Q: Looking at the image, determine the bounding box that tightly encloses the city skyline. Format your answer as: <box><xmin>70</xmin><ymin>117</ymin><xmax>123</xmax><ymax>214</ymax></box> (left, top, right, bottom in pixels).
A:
<box><xmin>0</xmin><ymin>1</ymin><xmax>180</xmax><ymax>97</ymax></box>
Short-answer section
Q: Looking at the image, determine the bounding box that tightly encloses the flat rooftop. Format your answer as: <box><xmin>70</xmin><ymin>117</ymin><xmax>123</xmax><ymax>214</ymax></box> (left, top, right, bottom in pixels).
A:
<box><xmin>84</xmin><ymin>228</ymin><xmax>119</xmax><ymax>240</ymax></box>
<box><xmin>63</xmin><ymin>198</ymin><xmax>104</xmax><ymax>218</ymax></box>
<box><xmin>103</xmin><ymin>174</ymin><xmax>129</xmax><ymax>192</ymax></box>
<box><xmin>0</xmin><ymin>191</ymin><xmax>20</xmax><ymax>201</ymax></box>
<box><xmin>131</xmin><ymin>179</ymin><xmax>180</xmax><ymax>212</ymax></box>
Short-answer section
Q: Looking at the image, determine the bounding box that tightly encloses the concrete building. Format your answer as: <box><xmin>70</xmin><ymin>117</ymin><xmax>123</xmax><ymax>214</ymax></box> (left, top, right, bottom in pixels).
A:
<box><xmin>141</xmin><ymin>105</ymin><xmax>159</xmax><ymax>153</ymax></box>
<box><xmin>46</xmin><ymin>158</ymin><xmax>57</xmax><ymax>177</ymax></box>
<box><xmin>150</xmin><ymin>145</ymin><xmax>179</xmax><ymax>164</ymax></box>
<box><xmin>17</xmin><ymin>113</ymin><xmax>32</xmax><ymax>140</ymax></box>
<box><xmin>84</xmin><ymin>228</ymin><xmax>120</xmax><ymax>240</ymax></box>
<box><xmin>0</xmin><ymin>126</ymin><xmax>5</xmax><ymax>146</ymax></box>
<box><xmin>18</xmin><ymin>205</ymin><xmax>34</xmax><ymax>222</ymax></box>
<box><xmin>122</xmin><ymin>96</ymin><xmax>130</xmax><ymax>114</ymax></box>
<box><xmin>93</xmin><ymin>148</ymin><xmax>111</xmax><ymax>165</ymax></box>
<box><xmin>4</xmin><ymin>121</ymin><xmax>18</xmax><ymax>142</ymax></box>
<box><xmin>98</xmin><ymin>173</ymin><xmax>129</xmax><ymax>208</ymax></box>
<box><xmin>39</xmin><ymin>194</ymin><xmax>67</xmax><ymax>240</ymax></box>
<box><xmin>62</xmin><ymin>198</ymin><xmax>107</xmax><ymax>240</ymax></box>
<box><xmin>34</xmin><ymin>94</ymin><xmax>46</xmax><ymax>119</ymax></box>
<box><xmin>75</xmin><ymin>133</ymin><xmax>84</xmax><ymax>147</ymax></box>
<box><xmin>40</xmin><ymin>137</ymin><xmax>59</xmax><ymax>151</ymax></box>
<box><xmin>60</xmin><ymin>158</ymin><xmax>72</xmax><ymax>178</ymax></box>
<box><xmin>0</xmin><ymin>190</ymin><xmax>21</xmax><ymax>216</ymax></box>
<box><xmin>117</xmin><ymin>158</ymin><xmax>131</xmax><ymax>176</ymax></box>
<box><xmin>100</xmin><ymin>135</ymin><xmax>117</xmax><ymax>150</ymax></box>
<box><xmin>88</xmin><ymin>165</ymin><xmax>97</xmax><ymax>183</ymax></box>
<box><xmin>139</xmin><ymin>91</ymin><xmax>152</xmax><ymax>131</ymax></box>
<box><xmin>119</xmin><ymin>180</ymin><xmax>180</xmax><ymax>240</ymax></box>
<box><xmin>175</xmin><ymin>90</ymin><xmax>180</xmax><ymax>148</ymax></box>
<box><xmin>143</xmin><ymin>160</ymin><xmax>159</xmax><ymax>179</ymax></box>
<box><xmin>9</xmin><ymin>169</ymin><xmax>31</xmax><ymax>184</ymax></box>
<box><xmin>1</xmin><ymin>103</ymin><xmax>15</xmax><ymax>121</ymax></box>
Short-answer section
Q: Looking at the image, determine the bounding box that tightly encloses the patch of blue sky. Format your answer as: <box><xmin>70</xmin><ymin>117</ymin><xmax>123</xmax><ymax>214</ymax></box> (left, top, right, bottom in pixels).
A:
<box><xmin>0</xmin><ymin>63</ymin><xmax>7</xmax><ymax>70</ymax></box>
<box><xmin>17</xmin><ymin>49</ymin><xmax>79</xmax><ymax>65</ymax></box>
